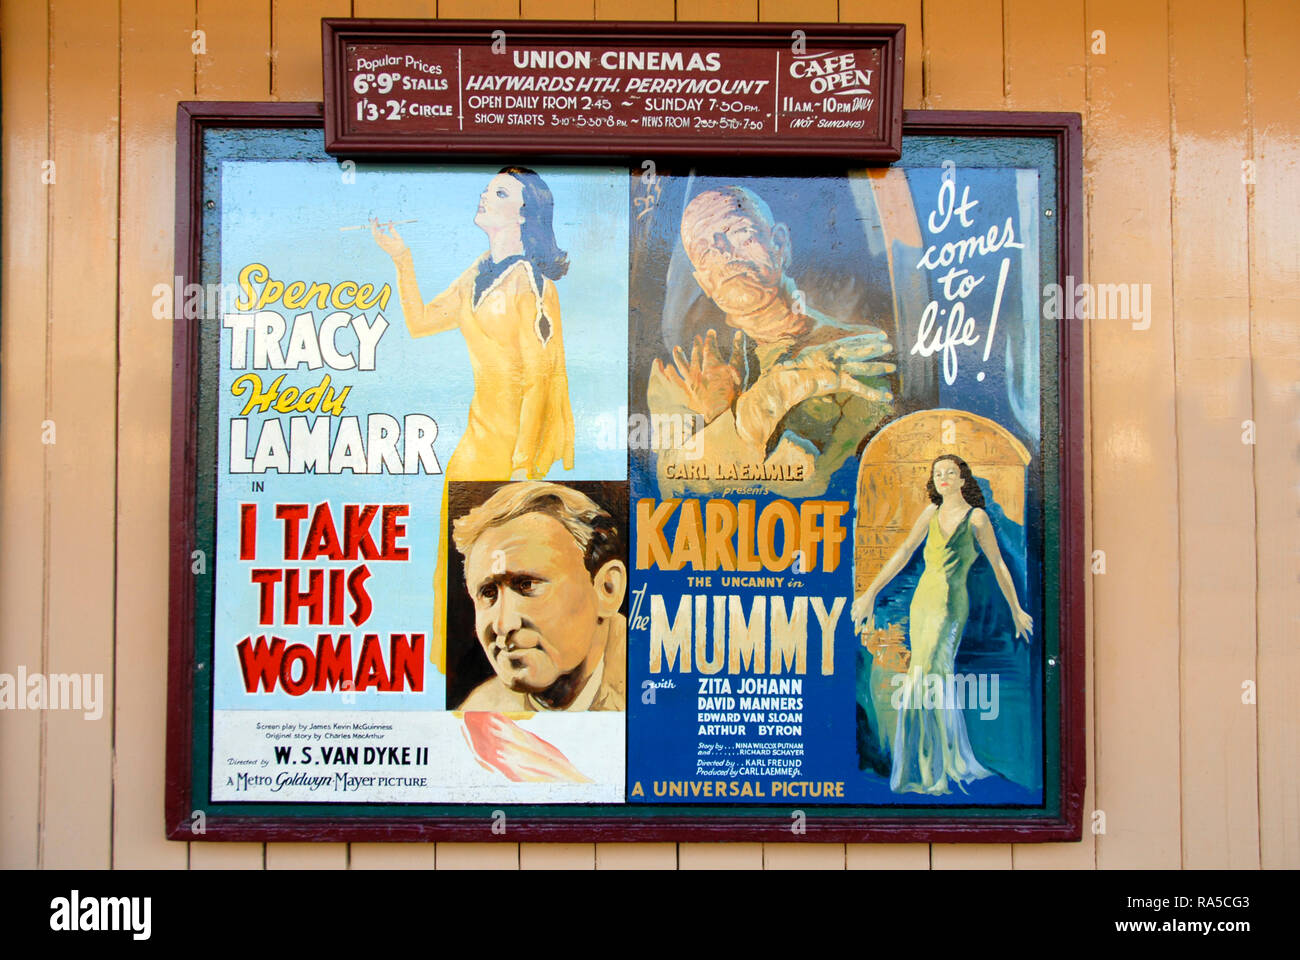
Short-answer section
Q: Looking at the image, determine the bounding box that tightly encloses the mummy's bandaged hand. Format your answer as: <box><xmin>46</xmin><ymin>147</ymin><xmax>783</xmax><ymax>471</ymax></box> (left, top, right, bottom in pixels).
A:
<box><xmin>735</xmin><ymin>332</ymin><xmax>895</xmax><ymax>448</ymax></box>
<box><xmin>650</xmin><ymin>328</ymin><xmax>745</xmax><ymax>424</ymax></box>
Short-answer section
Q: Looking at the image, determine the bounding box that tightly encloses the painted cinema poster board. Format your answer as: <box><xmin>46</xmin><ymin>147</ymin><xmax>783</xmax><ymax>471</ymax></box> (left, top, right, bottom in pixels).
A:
<box><xmin>167</xmin><ymin>104</ymin><xmax>1083</xmax><ymax>841</ymax></box>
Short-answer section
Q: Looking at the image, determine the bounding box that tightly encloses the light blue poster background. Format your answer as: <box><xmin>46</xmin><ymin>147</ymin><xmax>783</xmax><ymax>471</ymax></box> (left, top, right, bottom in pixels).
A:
<box><xmin>213</xmin><ymin>160</ymin><xmax>628</xmax><ymax>711</ymax></box>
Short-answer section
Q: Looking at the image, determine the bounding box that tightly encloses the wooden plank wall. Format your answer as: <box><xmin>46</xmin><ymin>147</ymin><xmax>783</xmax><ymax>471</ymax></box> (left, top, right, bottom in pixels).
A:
<box><xmin>0</xmin><ymin>0</ymin><xmax>1295</xmax><ymax>870</ymax></box>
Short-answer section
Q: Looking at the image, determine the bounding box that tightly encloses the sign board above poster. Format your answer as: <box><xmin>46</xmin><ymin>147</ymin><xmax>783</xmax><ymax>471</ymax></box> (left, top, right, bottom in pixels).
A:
<box><xmin>322</xmin><ymin>20</ymin><xmax>904</xmax><ymax>160</ymax></box>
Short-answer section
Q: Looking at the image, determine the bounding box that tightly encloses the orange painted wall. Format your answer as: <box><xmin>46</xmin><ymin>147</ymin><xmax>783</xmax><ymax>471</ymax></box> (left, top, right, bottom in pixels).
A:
<box><xmin>0</xmin><ymin>0</ymin><xmax>1295</xmax><ymax>870</ymax></box>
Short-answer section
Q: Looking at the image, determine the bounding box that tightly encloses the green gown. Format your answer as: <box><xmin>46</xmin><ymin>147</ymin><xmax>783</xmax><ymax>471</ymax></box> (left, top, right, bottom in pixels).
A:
<box><xmin>890</xmin><ymin>507</ymin><xmax>993</xmax><ymax>794</ymax></box>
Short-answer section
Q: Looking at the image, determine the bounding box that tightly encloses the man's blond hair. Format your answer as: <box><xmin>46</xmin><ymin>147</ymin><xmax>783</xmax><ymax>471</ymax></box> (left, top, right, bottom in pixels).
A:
<box><xmin>452</xmin><ymin>481</ymin><xmax>623</xmax><ymax>577</ymax></box>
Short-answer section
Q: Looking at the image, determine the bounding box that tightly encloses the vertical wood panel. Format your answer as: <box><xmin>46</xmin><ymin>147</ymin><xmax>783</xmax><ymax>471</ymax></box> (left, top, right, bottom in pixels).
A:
<box><xmin>273</xmin><ymin>0</ymin><xmax>350</xmax><ymax>101</ymax></box>
<box><xmin>840</xmin><ymin>0</ymin><xmax>922</xmax><ymax>110</ymax></box>
<box><xmin>596</xmin><ymin>0</ymin><xmax>670</xmax><ymax>17</ymax></box>
<box><xmin>196</xmin><ymin>0</ymin><xmax>272</xmax><ymax>97</ymax></box>
<box><xmin>675</xmin><ymin>0</ymin><xmax>757</xmax><ymax>20</ymax></box>
<box><xmin>764</xmin><ymin>843</ymin><xmax>844</xmax><ymax>869</ymax></box>
<box><xmin>189</xmin><ymin>845</ymin><xmax>265</xmax><ymax>869</ymax></box>
<box><xmin>931</xmin><ymin>844</ymin><xmax>1011</xmax><ymax>869</ymax></box>
<box><xmin>921</xmin><ymin>0</ymin><xmax>1003</xmax><ymax>108</ymax></box>
<box><xmin>1246</xmin><ymin>0</ymin><xmax>1300</xmax><ymax>870</ymax></box>
<box><xmin>350</xmin><ymin>843</ymin><xmax>437</xmax><ymax>868</ymax></box>
<box><xmin>595</xmin><ymin>842</ymin><xmax>677</xmax><ymax>868</ymax></box>
<box><xmin>351</xmin><ymin>842</ymin><xmax>436</xmax><ymax>863</ymax></box>
<box><xmin>354</xmin><ymin>0</ymin><xmax>439</xmax><ymax>15</ymax></box>
<box><xmin>519</xmin><ymin>843</ymin><xmax>597</xmax><ymax>868</ymax></box>
<box><xmin>114</xmin><ymin>0</ymin><xmax>199</xmax><ymax>869</ymax></box>
<box><xmin>436</xmin><ymin>842</ymin><xmax>520</xmax><ymax>869</ymax></box>
<box><xmin>1085</xmin><ymin>0</ymin><xmax>1181</xmax><ymax>869</ymax></box>
<box><xmin>1168</xmin><ymin>0</ymin><xmax>1260</xmax><ymax>870</ymax></box>
<box><xmin>41</xmin><ymin>0</ymin><xmax>121</xmax><ymax>871</ymax></box>
<box><xmin>190</xmin><ymin>0</ymin><xmax>274</xmax><ymax>871</ymax></box>
<box><xmin>679</xmin><ymin>843</ymin><xmax>763</xmax><ymax>868</ymax></box>
<box><xmin>759</xmin><ymin>0</ymin><xmax>836</xmax><ymax>22</ymax></box>
<box><xmin>1002</xmin><ymin>0</ymin><xmax>1096</xmax><ymax>872</ymax></box>
<box><xmin>265</xmin><ymin>843</ymin><xmax>349</xmax><ymax>868</ymax></box>
<box><xmin>1004</xmin><ymin>0</ymin><xmax>1085</xmax><ymax>111</ymax></box>
<box><xmin>522</xmin><ymin>0</ymin><xmax>595</xmax><ymax>18</ymax></box>
<box><xmin>846</xmin><ymin>844</ymin><xmax>930</xmax><ymax>869</ymax></box>
<box><xmin>0</xmin><ymin>0</ymin><xmax>50</xmax><ymax>873</ymax></box>
<box><xmin>439</xmin><ymin>0</ymin><xmax>520</xmax><ymax>19</ymax></box>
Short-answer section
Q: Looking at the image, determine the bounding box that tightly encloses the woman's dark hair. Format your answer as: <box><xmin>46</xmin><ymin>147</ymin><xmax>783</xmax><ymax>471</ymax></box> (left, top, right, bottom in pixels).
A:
<box><xmin>925</xmin><ymin>454</ymin><xmax>986</xmax><ymax>508</ymax></box>
<box><xmin>499</xmin><ymin>165</ymin><xmax>569</xmax><ymax>281</ymax></box>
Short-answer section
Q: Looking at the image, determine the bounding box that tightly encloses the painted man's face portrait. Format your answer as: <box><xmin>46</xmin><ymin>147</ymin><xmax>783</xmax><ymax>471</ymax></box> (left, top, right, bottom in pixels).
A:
<box><xmin>463</xmin><ymin>511</ymin><xmax>612</xmax><ymax>697</ymax></box>
<box><xmin>681</xmin><ymin>188</ymin><xmax>791</xmax><ymax>317</ymax></box>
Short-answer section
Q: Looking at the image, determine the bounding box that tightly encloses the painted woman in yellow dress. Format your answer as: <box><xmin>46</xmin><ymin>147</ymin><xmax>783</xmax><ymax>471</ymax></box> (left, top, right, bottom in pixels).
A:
<box><xmin>852</xmin><ymin>455</ymin><xmax>1033</xmax><ymax>795</ymax></box>
<box><xmin>371</xmin><ymin>167</ymin><xmax>575</xmax><ymax>670</ymax></box>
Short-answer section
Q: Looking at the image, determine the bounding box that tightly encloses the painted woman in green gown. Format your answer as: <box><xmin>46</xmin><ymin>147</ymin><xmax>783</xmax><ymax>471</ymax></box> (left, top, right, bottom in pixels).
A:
<box><xmin>852</xmin><ymin>455</ymin><xmax>1034</xmax><ymax>794</ymax></box>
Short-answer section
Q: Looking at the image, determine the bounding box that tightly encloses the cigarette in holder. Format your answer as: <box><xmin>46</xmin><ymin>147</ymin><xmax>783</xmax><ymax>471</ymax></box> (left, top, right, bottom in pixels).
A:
<box><xmin>341</xmin><ymin>218</ymin><xmax>418</xmax><ymax>232</ymax></box>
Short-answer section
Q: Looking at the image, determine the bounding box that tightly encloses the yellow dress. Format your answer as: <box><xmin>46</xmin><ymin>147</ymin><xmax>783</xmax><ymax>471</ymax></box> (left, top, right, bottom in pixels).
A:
<box><xmin>407</xmin><ymin>253</ymin><xmax>576</xmax><ymax>670</ymax></box>
<box><xmin>408</xmin><ymin>253</ymin><xmax>575</xmax><ymax>479</ymax></box>
<box><xmin>890</xmin><ymin>508</ymin><xmax>992</xmax><ymax>794</ymax></box>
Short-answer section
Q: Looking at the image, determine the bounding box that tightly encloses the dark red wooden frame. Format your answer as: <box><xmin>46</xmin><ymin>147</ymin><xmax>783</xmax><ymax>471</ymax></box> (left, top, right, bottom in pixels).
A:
<box><xmin>322</xmin><ymin>19</ymin><xmax>904</xmax><ymax>160</ymax></box>
<box><xmin>166</xmin><ymin>100</ymin><xmax>1084</xmax><ymax>843</ymax></box>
